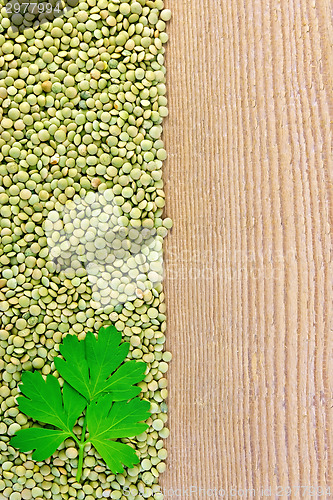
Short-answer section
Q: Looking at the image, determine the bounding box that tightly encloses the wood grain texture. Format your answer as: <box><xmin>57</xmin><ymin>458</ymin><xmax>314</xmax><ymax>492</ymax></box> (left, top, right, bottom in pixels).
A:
<box><xmin>162</xmin><ymin>0</ymin><xmax>333</xmax><ymax>497</ymax></box>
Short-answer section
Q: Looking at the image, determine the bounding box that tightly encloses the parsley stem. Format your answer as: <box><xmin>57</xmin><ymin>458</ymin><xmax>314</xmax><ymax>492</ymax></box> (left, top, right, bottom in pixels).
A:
<box><xmin>76</xmin><ymin>411</ymin><xmax>88</xmax><ymax>482</ymax></box>
<box><xmin>71</xmin><ymin>433</ymin><xmax>81</xmax><ymax>446</ymax></box>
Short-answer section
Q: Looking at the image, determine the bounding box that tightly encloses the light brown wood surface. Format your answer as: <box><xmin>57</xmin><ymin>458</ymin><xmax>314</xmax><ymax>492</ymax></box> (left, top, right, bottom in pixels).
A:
<box><xmin>162</xmin><ymin>0</ymin><xmax>333</xmax><ymax>497</ymax></box>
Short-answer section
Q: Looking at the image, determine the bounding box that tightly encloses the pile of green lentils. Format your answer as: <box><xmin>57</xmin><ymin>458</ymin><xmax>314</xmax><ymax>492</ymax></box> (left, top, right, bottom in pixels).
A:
<box><xmin>0</xmin><ymin>0</ymin><xmax>172</xmax><ymax>498</ymax></box>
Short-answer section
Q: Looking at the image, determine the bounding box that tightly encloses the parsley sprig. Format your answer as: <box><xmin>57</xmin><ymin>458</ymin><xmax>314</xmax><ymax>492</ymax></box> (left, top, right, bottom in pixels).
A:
<box><xmin>10</xmin><ymin>325</ymin><xmax>150</xmax><ymax>482</ymax></box>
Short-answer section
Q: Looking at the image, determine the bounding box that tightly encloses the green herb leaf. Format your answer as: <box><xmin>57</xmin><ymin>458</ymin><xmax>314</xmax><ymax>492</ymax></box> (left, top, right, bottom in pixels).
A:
<box><xmin>10</xmin><ymin>373</ymin><xmax>86</xmax><ymax>460</ymax></box>
<box><xmin>86</xmin><ymin>394</ymin><xmax>150</xmax><ymax>473</ymax></box>
<box><xmin>10</xmin><ymin>428</ymin><xmax>70</xmax><ymax>461</ymax></box>
<box><xmin>9</xmin><ymin>324</ymin><xmax>151</xmax><ymax>483</ymax></box>
<box><xmin>101</xmin><ymin>360</ymin><xmax>147</xmax><ymax>401</ymax></box>
<box><xmin>16</xmin><ymin>371</ymin><xmax>86</xmax><ymax>433</ymax></box>
<box><xmin>54</xmin><ymin>325</ymin><xmax>147</xmax><ymax>403</ymax></box>
<box><xmin>87</xmin><ymin>439</ymin><xmax>139</xmax><ymax>475</ymax></box>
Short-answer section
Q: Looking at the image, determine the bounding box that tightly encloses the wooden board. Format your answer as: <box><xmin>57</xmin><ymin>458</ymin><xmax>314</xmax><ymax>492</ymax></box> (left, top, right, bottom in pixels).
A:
<box><xmin>162</xmin><ymin>0</ymin><xmax>333</xmax><ymax>497</ymax></box>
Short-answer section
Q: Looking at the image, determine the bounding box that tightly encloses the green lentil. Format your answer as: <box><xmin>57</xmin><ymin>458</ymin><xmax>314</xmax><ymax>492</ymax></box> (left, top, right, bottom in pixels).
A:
<box><xmin>0</xmin><ymin>1</ymin><xmax>172</xmax><ymax>495</ymax></box>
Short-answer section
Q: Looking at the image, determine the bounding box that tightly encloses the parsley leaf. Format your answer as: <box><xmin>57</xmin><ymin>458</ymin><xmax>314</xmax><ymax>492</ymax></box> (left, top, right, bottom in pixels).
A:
<box><xmin>87</xmin><ymin>394</ymin><xmax>150</xmax><ymax>474</ymax></box>
<box><xmin>16</xmin><ymin>371</ymin><xmax>86</xmax><ymax>433</ymax></box>
<box><xmin>10</xmin><ymin>324</ymin><xmax>151</xmax><ymax>482</ymax></box>
<box><xmin>54</xmin><ymin>325</ymin><xmax>147</xmax><ymax>403</ymax></box>
<box><xmin>10</xmin><ymin>428</ymin><xmax>70</xmax><ymax>461</ymax></box>
<box><xmin>10</xmin><ymin>372</ymin><xmax>86</xmax><ymax>460</ymax></box>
